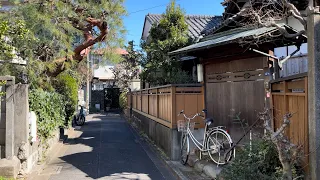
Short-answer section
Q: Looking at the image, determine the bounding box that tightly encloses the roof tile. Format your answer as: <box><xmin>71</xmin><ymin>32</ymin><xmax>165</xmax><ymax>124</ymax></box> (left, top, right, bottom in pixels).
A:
<box><xmin>145</xmin><ymin>14</ymin><xmax>222</xmax><ymax>39</ymax></box>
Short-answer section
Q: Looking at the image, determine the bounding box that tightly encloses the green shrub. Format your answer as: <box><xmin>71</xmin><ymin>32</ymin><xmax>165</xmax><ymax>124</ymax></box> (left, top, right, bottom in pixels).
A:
<box><xmin>0</xmin><ymin>177</ymin><xmax>14</xmax><ymax>180</ymax></box>
<box><xmin>218</xmin><ymin>138</ymin><xmax>304</xmax><ymax>180</ymax></box>
<box><xmin>119</xmin><ymin>91</ymin><xmax>128</xmax><ymax>109</ymax></box>
<box><xmin>54</xmin><ymin>73</ymin><xmax>78</xmax><ymax>126</ymax></box>
<box><xmin>219</xmin><ymin>139</ymin><xmax>282</xmax><ymax>180</ymax></box>
<box><xmin>29</xmin><ymin>89</ymin><xmax>65</xmax><ymax>141</ymax></box>
<box><xmin>0</xmin><ymin>80</ymin><xmax>6</xmax><ymax>97</ymax></box>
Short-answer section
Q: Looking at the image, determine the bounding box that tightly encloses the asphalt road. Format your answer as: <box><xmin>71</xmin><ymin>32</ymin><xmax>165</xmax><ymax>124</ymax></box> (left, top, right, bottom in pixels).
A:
<box><xmin>41</xmin><ymin>112</ymin><xmax>176</xmax><ymax>180</ymax></box>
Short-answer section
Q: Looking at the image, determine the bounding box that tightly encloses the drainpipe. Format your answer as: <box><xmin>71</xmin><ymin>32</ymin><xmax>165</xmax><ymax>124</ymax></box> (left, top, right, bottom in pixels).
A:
<box><xmin>249</xmin><ymin>48</ymin><xmax>279</xmax><ymax>60</ymax></box>
<box><xmin>278</xmin><ymin>45</ymin><xmax>301</xmax><ymax>68</ymax></box>
<box><xmin>249</xmin><ymin>44</ymin><xmax>302</xmax><ymax>69</ymax></box>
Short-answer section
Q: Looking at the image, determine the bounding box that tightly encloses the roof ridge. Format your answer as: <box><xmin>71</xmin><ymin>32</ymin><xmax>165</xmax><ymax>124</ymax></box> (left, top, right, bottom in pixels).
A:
<box><xmin>146</xmin><ymin>14</ymin><xmax>222</xmax><ymax>18</ymax></box>
<box><xmin>185</xmin><ymin>15</ymin><xmax>220</xmax><ymax>18</ymax></box>
<box><xmin>147</xmin><ymin>13</ymin><xmax>162</xmax><ymax>16</ymax></box>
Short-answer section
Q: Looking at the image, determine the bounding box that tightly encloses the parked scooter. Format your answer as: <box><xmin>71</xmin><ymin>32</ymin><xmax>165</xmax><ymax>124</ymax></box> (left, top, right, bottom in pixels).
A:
<box><xmin>75</xmin><ymin>105</ymin><xmax>86</xmax><ymax>126</ymax></box>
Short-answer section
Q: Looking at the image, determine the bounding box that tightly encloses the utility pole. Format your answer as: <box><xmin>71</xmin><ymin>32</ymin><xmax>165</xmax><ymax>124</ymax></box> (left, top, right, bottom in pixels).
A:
<box><xmin>86</xmin><ymin>52</ymin><xmax>90</xmax><ymax>113</ymax></box>
<box><xmin>308</xmin><ymin>4</ymin><xmax>320</xmax><ymax>180</ymax></box>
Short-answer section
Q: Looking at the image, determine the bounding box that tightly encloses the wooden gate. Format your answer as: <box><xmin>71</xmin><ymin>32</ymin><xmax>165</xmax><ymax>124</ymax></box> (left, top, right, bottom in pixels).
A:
<box><xmin>270</xmin><ymin>73</ymin><xmax>308</xmax><ymax>165</ymax></box>
<box><xmin>205</xmin><ymin>57</ymin><xmax>268</xmax><ymax>141</ymax></box>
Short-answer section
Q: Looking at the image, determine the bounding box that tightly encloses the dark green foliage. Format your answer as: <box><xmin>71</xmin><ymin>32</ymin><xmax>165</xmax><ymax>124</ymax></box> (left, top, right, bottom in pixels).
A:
<box><xmin>0</xmin><ymin>20</ymin><xmax>34</xmax><ymax>61</ymax></box>
<box><xmin>29</xmin><ymin>89</ymin><xmax>65</xmax><ymax>141</ymax></box>
<box><xmin>140</xmin><ymin>0</ymin><xmax>193</xmax><ymax>85</ymax></box>
<box><xmin>0</xmin><ymin>19</ymin><xmax>35</xmax><ymax>82</ymax></box>
<box><xmin>219</xmin><ymin>139</ymin><xmax>282</xmax><ymax>180</ymax></box>
<box><xmin>0</xmin><ymin>0</ymin><xmax>126</xmax><ymax>89</ymax></box>
<box><xmin>54</xmin><ymin>73</ymin><xmax>79</xmax><ymax>126</ymax></box>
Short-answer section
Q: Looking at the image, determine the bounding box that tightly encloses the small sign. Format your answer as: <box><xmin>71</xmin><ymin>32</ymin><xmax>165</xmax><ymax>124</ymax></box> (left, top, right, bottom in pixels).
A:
<box><xmin>266</xmin><ymin>92</ymin><xmax>271</xmax><ymax>98</ymax></box>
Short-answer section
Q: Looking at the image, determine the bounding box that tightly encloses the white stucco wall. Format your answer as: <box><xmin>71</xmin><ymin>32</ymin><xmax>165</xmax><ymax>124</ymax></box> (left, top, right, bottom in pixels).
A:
<box><xmin>129</xmin><ymin>79</ymin><xmax>141</xmax><ymax>91</ymax></box>
<box><xmin>93</xmin><ymin>66</ymin><xmax>115</xmax><ymax>80</ymax></box>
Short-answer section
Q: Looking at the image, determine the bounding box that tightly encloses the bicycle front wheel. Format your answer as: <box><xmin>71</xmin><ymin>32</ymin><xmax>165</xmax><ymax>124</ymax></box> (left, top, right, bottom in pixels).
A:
<box><xmin>180</xmin><ymin>133</ymin><xmax>189</xmax><ymax>165</ymax></box>
<box><xmin>76</xmin><ymin>115</ymin><xmax>85</xmax><ymax>126</ymax></box>
<box><xmin>206</xmin><ymin>129</ymin><xmax>233</xmax><ymax>165</ymax></box>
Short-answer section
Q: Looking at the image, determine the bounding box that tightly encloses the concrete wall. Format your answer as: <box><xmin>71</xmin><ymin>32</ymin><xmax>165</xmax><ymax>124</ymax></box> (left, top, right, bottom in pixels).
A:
<box><xmin>13</xmin><ymin>85</ymin><xmax>29</xmax><ymax>156</ymax></box>
<box><xmin>0</xmin><ymin>85</ymin><xmax>5</xmax><ymax>148</ymax></box>
<box><xmin>129</xmin><ymin>79</ymin><xmax>141</xmax><ymax>91</ymax></box>
<box><xmin>132</xmin><ymin>111</ymin><xmax>205</xmax><ymax>160</ymax></box>
<box><xmin>132</xmin><ymin>111</ymin><xmax>179</xmax><ymax>160</ymax></box>
<box><xmin>21</xmin><ymin>130</ymin><xmax>60</xmax><ymax>174</ymax></box>
<box><xmin>0</xmin><ymin>78</ymin><xmax>65</xmax><ymax>178</ymax></box>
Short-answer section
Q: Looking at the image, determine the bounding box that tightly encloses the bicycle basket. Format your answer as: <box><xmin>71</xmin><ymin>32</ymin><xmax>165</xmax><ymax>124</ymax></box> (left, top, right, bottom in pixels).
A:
<box><xmin>177</xmin><ymin>120</ymin><xmax>185</xmax><ymax>132</ymax></box>
<box><xmin>177</xmin><ymin>120</ymin><xmax>195</xmax><ymax>132</ymax></box>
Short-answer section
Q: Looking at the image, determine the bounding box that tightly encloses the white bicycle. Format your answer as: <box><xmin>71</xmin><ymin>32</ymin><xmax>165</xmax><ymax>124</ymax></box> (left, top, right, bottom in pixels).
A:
<box><xmin>178</xmin><ymin>110</ymin><xmax>234</xmax><ymax>165</ymax></box>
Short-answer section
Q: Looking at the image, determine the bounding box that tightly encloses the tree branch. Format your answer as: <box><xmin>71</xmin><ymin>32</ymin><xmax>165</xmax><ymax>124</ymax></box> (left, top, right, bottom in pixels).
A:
<box><xmin>271</xmin><ymin>113</ymin><xmax>291</xmax><ymax>139</ymax></box>
<box><xmin>48</xmin><ymin>17</ymin><xmax>108</xmax><ymax>76</ymax></box>
<box><xmin>226</xmin><ymin>0</ymin><xmax>307</xmax><ymax>42</ymax></box>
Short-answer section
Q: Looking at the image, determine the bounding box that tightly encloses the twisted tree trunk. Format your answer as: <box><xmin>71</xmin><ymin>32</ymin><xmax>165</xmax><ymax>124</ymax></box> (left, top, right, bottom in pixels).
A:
<box><xmin>49</xmin><ymin>17</ymin><xmax>108</xmax><ymax>77</ymax></box>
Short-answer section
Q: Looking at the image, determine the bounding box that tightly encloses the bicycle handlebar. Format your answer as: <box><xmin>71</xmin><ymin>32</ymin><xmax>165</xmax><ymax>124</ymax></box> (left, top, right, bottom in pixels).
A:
<box><xmin>178</xmin><ymin>110</ymin><xmax>205</xmax><ymax>120</ymax></box>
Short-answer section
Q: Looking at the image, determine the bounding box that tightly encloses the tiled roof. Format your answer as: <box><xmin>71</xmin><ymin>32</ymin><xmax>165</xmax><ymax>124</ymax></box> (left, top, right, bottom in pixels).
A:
<box><xmin>145</xmin><ymin>14</ymin><xmax>222</xmax><ymax>39</ymax></box>
<box><xmin>169</xmin><ymin>23</ymin><xmax>307</xmax><ymax>55</ymax></box>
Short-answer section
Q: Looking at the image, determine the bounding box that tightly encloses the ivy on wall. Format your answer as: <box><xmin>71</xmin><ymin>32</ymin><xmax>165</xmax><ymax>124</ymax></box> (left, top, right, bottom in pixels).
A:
<box><xmin>29</xmin><ymin>89</ymin><xmax>65</xmax><ymax>141</ymax></box>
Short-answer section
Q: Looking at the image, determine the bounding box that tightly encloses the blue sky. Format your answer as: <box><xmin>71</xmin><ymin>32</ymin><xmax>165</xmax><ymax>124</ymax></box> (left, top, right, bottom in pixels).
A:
<box><xmin>123</xmin><ymin>0</ymin><xmax>224</xmax><ymax>47</ymax></box>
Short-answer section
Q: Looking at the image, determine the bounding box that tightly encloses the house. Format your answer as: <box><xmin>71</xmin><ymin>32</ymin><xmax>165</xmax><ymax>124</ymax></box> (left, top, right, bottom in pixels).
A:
<box><xmin>90</xmin><ymin>48</ymin><xmax>128</xmax><ymax>90</ymax></box>
<box><xmin>215</xmin><ymin>0</ymin><xmax>309</xmax><ymax>78</ymax></box>
<box><xmin>83</xmin><ymin>48</ymin><xmax>142</xmax><ymax>111</ymax></box>
<box><xmin>128</xmin><ymin>2</ymin><xmax>310</xmax><ymax>163</ymax></box>
<box><xmin>124</xmin><ymin>13</ymin><xmax>223</xmax><ymax>160</ymax></box>
<box><xmin>169</xmin><ymin>0</ymin><xmax>308</xmax><ymax>142</ymax></box>
<box><xmin>141</xmin><ymin>14</ymin><xmax>222</xmax><ymax>83</ymax></box>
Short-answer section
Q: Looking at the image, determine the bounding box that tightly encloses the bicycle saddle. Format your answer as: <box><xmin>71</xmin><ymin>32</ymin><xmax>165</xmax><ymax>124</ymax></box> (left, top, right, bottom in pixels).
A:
<box><xmin>205</xmin><ymin>118</ymin><xmax>213</xmax><ymax>126</ymax></box>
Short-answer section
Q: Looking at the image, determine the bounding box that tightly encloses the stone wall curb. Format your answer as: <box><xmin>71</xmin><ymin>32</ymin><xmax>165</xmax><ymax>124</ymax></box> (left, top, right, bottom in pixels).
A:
<box><xmin>120</xmin><ymin>112</ymin><xmax>188</xmax><ymax>180</ymax></box>
<box><xmin>189</xmin><ymin>155</ymin><xmax>222</xmax><ymax>179</ymax></box>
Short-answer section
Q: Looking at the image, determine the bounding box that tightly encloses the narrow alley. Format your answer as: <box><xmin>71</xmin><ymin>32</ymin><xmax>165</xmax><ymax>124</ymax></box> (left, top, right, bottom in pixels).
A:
<box><xmin>29</xmin><ymin>113</ymin><xmax>177</xmax><ymax>180</ymax></box>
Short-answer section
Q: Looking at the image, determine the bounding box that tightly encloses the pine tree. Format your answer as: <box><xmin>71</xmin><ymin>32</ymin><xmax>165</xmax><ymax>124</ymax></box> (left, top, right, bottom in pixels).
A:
<box><xmin>0</xmin><ymin>0</ymin><xmax>126</xmax><ymax>78</ymax></box>
<box><xmin>140</xmin><ymin>0</ymin><xmax>191</xmax><ymax>85</ymax></box>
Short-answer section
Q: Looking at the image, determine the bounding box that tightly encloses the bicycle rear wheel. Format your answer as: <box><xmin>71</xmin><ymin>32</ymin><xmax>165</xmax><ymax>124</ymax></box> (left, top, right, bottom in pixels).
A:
<box><xmin>206</xmin><ymin>129</ymin><xmax>233</xmax><ymax>165</ymax></box>
<box><xmin>180</xmin><ymin>133</ymin><xmax>189</xmax><ymax>165</ymax></box>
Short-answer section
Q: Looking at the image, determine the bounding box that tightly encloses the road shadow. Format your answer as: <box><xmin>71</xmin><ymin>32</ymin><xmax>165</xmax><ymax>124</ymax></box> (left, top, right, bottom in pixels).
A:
<box><xmin>52</xmin><ymin>113</ymin><xmax>163</xmax><ymax>179</ymax></box>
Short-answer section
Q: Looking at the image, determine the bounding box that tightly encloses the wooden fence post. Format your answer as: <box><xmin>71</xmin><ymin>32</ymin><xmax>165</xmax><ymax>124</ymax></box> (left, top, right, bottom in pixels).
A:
<box><xmin>147</xmin><ymin>90</ymin><xmax>149</xmax><ymax>114</ymax></box>
<box><xmin>283</xmin><ymin>81</ymin><xmax>288</xmax><ymax>113</ymax></box>
<box><xmin>171</xmin><ymin>86</ymin><xmax>176</xmax><ymax>129</ymax></box>
<box><xmin>156</xmin><ymin>88</ymin><xmax>159</xmax><ymax>118</ymax></box>
<box><xmin>129</xmin><ymin>89</ymin><xmax>132</xmax><ymax>117</ymax></box>
<box><xmin>140</xmin><ymin>90</ymin><xmax>142</xmax><ymax>112</ymax></box>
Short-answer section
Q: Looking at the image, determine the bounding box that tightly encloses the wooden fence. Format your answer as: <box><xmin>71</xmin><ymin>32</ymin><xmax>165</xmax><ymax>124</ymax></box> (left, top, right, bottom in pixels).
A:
<box><xmin>270</xmin><ymin>73</ymin><xmax>308</xmax><ymax>164</ymax></box>
<box><xmin>127</xmin><ymin>84</ymin><xmax>205</xmax><ymax>129</ymax></box>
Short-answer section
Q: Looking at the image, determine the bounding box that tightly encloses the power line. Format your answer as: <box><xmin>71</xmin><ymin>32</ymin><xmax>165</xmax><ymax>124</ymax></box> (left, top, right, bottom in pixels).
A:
<box><xmin>128</xmin><ymin>0</ymin><xmax>181</xmax><ymax>15</ymax></box>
